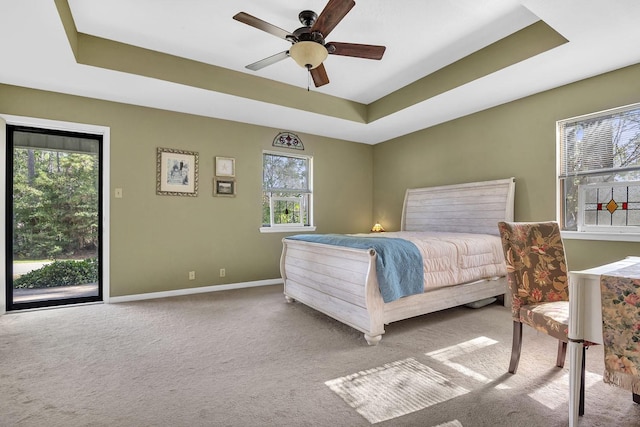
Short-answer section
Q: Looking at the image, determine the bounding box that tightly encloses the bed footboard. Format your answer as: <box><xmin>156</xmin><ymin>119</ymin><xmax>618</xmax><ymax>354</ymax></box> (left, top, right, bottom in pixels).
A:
<box><xmin>280</xmin><ymin>238</ymin><xmax>509</xmax><ymax>346</ymax></box>
<box><xmin>280</xmin><ymin>238</ymin><xmax>385</xmax><ymax>345</ymax></box>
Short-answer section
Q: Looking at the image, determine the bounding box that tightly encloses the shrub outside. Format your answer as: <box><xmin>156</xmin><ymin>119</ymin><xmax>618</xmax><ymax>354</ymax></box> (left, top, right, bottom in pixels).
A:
<box><xmin>13</xmin><ymin>258</ymin><xmax>99</xmax><ymax>289</ymax></box>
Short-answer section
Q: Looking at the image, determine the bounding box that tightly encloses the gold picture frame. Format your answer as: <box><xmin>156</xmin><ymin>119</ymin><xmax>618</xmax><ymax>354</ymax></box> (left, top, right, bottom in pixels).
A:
<box><xmin>156</xmin><ymin>147</ymin><xmax>199</xmax><ymax>196</ymax></box>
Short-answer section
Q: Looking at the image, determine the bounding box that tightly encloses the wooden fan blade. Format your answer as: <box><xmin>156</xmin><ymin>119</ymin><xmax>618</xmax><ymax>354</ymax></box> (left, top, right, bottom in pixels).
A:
<box><xmin>311</xmin><ymin>63</ymin><xmax>330</xmax><ymax>87</ymax></box>
<box><xmin>326</xmin><ymin>42</ymin><xmax>386</xmax><ymax>60</ymax></box>
<box><xmin>311</xmin><ymin>0</ymin><xmax>355</xmax><ymax>38</ymax></box>
<box><xmin>233</xmin><ymin>12</ymin><xmax>292</xmax><ymax>40</ymax></box>
<box><xmin>246</xmin><ymin>51</ymin><xmax>290</xmax><ymax>71</ymax></box>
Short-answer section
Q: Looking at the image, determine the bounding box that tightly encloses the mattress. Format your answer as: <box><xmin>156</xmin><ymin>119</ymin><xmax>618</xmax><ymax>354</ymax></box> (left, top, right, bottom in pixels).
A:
<box><xmin>368</xmin><ymin>231</ymin><xmax>506</xmax><ymax>291</ymax></box>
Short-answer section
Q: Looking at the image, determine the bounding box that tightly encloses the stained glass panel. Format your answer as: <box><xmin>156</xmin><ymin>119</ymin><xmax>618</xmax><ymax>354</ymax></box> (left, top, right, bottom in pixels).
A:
<box><xmin>271</xmin><ymin>196</ymin><xmax>304</xmax><ymax>226</ymax></box>
<box><xmin>580</xmin><ymin>182</ymin><xmax>640</xmax><ymax>229</ymax></box>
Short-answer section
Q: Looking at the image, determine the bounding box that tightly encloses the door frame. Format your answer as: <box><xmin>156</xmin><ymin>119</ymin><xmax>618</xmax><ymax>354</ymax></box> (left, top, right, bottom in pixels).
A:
<box><xmin>1</xmin><ymin>114</ymin><xmax>110</xmax><ymax>314</ymax></box>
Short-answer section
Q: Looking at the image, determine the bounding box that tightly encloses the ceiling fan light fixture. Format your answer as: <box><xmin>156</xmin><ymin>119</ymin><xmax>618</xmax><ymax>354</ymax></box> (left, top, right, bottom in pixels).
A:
<box><xmin>289</xmin><ymin>41</ymin><xmax>328</xmax><ymax>70</ymax></box>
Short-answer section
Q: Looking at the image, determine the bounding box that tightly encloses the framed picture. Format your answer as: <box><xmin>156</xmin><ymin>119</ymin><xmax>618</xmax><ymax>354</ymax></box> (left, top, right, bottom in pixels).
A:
<box><xmin>214</xmin><ymin>178</ymin><xmax>236</xmax><ymax>197</ymax></box>
<box><xmin>215</xmin><ymin>156</ymin><xmax>235</xmax><ymax>177</ymax></box>
<box><xmin>156</xmin><ymin>147</ymin><xmax>199</xmax><ymax>196</ymax></box>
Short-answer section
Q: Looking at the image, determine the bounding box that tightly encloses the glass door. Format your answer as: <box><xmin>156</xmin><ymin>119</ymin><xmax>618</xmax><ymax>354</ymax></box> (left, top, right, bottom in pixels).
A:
<box><xmin>5</xmin><ymin>125</ymin><xmax>102</xmax><ymax>310</ymax></box>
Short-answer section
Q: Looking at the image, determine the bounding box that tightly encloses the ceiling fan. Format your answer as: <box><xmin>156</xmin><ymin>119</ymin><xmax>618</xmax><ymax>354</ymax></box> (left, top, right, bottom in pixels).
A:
<box><xmin>233</xmin><ymin>0</ymin><xmax>386</xmax><ymax>88</ymax></box>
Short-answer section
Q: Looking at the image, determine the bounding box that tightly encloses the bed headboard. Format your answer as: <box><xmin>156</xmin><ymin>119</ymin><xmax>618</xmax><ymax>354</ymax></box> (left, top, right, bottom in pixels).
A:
<box><xmin>401</xmin><ymin>177</ymin><xmax>515</xmax><ymax>235</ymax></box>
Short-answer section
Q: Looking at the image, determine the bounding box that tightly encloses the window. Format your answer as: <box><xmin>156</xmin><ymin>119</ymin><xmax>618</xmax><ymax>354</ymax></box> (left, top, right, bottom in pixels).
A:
<box><xmin>261</xmin><ymin>151</ymin><xmax>314</xmax><ymax>232</ymax></box>
<box><xmin>558</xmin><ymin>103</ymin><xmax>640</xmax><ymax>237</ymax></box>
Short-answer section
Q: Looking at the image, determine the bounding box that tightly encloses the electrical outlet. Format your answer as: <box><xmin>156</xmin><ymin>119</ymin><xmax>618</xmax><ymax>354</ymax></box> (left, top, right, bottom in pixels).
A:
<box><xmin>188</xmin><ymin>271</ymin><xmax>196</xmax><ymax>280</ymax></box>
<box><xmin>219</xmin><ymin>268</ymin><xmax>226</xmax><ymax>277</ymax></box>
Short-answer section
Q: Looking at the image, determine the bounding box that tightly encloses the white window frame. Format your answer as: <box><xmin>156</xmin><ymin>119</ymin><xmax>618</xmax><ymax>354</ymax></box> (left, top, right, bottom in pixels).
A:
<box><xmin>260</xmin><ymin>150</ymin><xmax>315</xmax><ymax>233</ymax></box>
<box><xmin>557</xmin><ymin>102</ymin><xmax>640</xmax><ymax>242</ymax></box>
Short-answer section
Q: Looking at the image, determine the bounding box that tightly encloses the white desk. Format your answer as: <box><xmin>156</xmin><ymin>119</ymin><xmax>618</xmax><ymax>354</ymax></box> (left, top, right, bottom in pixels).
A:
<box><xmin>568</xmin><ymin>256</ymin><xmax>640</xmax><ymax>427</ymax></box>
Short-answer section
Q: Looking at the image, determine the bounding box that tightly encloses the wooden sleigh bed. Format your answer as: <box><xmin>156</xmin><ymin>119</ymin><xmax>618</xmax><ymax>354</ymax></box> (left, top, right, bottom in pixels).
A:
<box><xmin>280</xmin><ymin>177</ymin><xmax>516</xmax><ymax>345</ymax></box>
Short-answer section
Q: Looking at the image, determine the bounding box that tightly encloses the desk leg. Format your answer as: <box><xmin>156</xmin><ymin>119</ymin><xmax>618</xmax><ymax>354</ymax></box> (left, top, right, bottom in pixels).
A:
<box><xmin>580</xmin><ymin>347</ymin><xmax>585</xmax><ymax>416</ymax></box>
<box><xmin>569</xmin><ymin>339</ymin><xmax>584</xmax><ymax>427</ymax></box>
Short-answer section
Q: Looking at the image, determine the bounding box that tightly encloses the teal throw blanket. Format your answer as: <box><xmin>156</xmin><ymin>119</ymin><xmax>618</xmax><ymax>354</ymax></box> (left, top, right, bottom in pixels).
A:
<box><xmin>286</xmin><ymin>234</ymin><xmax>423</xmax><ymax>303</ymax></box>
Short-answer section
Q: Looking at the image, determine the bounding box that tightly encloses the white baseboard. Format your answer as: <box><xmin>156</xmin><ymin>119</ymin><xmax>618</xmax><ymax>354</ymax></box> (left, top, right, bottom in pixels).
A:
<box><xmin>108</xmin><ymin>278</ymin><xmax>283</xmax><ymax>304</ymax></box>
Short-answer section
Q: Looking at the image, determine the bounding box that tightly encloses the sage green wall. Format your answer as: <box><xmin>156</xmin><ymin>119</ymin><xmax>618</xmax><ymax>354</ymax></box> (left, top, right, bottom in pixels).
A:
<box><xmin>372</xmin><ymin>63</ymin><xmax>640</xmax><ymax>271</ymax></box>
<box><xmin>4</xmin><ymin>61</ymin><xmax>640</xmax><ymax>295</ymax></box>
<box><xmin>0</xmin><ymin>84</ymin><xmax>373</xmax><ymax>297</ymax></box>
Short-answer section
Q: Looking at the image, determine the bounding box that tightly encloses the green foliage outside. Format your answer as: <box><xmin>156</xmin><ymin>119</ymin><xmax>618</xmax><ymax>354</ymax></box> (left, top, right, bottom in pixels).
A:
<box><xmin>11</xmin><ymin>145</ymin><xmax>99</xmax><ymax>289</ymax></box>
<box><xmin>12</xmin><ymin>148</ymin><xmax>99</xmax><ymax>259</ymax></box>
<box><xmin>262</xmin><ymin>153</ymin><xmax>310</xmax><ymax>226</ymax></box>
<box><xmin>13</xmin><ymin>258</ymin><xmax>98</xmax><ymax>289</ymax></box>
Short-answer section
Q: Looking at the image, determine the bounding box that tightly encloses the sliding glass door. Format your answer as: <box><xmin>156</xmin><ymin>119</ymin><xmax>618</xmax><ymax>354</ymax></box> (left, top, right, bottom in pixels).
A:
<box><xmin>5</xmin><ymin>125</ymin><xmax>103</xmax><ymax>310</ymax></box>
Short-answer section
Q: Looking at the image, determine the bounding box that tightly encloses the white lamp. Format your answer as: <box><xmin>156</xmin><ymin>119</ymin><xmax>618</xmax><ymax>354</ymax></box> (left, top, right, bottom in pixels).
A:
<box><xmin>289</xmin><ymin>41</ymin><xmax>328</xmax><ymax>70</ymax></box>
<box><xmin>371</xmin><ymin>223</ymin><xmax>385</xmax><ymax>233</ymax></box>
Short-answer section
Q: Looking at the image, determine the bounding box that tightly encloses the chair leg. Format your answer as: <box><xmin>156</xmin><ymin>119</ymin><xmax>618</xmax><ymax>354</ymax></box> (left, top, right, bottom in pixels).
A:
<box><xmin>556</xmin><ymin>340</ymin><xmax>567</xmax><ymax>368</ymax></box>
<box><xmin>509</xmin><ymin>321</ymin><xmax>523</xmax><ymax>374</ymax></box>
<box><xmin>633</xmin><ymin>393</ymin><xmax>639</xmax><ymax>404</ymax></box>
<box><xmin>579</xmin><ymin>346</ymin><xmax>586</xmax><ymax>416</ymax></box>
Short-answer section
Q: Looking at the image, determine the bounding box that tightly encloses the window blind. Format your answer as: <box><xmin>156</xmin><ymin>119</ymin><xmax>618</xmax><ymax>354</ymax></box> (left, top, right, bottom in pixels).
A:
<box><xmin>13</xmin><ymin>130</ymin><xmax>99</xmax><ymax>154</ymax></box>
<box><xmin>559</xmin><ymin>105</ymin><xmax>640</xmax><ymax>178</ymax></box>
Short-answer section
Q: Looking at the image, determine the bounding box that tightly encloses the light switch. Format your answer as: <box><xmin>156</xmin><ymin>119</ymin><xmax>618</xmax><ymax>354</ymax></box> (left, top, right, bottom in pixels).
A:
<box><xmin>115</xmin><ymin>188</ymin><xmax>123</xmax><ymax>198</ymax></box>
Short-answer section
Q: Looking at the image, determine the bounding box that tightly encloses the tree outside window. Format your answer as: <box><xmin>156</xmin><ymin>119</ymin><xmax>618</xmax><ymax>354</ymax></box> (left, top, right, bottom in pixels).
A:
<box><xmin>262</xmin><ymin>152</ymin><xmax>312</xmax><ymax>228</ymax></box>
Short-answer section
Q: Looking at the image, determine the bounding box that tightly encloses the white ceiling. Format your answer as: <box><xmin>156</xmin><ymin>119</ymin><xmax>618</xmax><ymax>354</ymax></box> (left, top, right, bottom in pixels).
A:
<box><xmin>1</xmin><ymin>0</ymin><xmax>640</xmax><ymax>144</ymax></box>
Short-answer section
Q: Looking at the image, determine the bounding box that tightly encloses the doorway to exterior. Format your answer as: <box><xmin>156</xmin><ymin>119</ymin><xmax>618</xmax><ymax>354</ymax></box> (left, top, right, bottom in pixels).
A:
<box><xmin>5</xmin><ymin>125</ymin><xmax>103</xmax><ymax>310</ymax></box>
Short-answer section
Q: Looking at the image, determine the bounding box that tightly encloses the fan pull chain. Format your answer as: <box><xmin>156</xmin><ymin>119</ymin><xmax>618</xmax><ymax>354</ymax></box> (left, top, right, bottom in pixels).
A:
<box><xmin>307</xmin><ymin>65</ymin><xmax>311</xmax><ymax>91</ymax></box>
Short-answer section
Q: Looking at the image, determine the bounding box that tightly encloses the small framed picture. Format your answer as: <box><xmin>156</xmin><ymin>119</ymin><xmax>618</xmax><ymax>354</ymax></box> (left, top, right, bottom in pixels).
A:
<box><xmin>214</xmin><ymin>178</ymin><xmax>236</xmax><ymax>197</ymax></box>
<box><xmin>215</xmin><ymin>157</ymin><xmax>235</xmax><ymax>177</ymax></box>
<box><xmin>156</xmin><ymin>147</ymin><xmax>199</xmax><ymax>196</ymax></box>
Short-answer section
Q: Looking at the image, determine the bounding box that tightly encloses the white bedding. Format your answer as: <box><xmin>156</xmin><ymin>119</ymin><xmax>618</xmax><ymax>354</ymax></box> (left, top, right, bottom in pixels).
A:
<box><xmin>371</xmin><ymin>231</ymin><xmax>506</xmax><ymax>291</ymax></box>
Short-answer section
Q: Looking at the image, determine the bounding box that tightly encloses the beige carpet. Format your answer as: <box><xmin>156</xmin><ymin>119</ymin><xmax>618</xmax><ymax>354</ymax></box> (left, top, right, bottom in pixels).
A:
<box><xmin>1</xmin><ymin>284</ymin><xmax>638</xmax><ymax>427</ymax></box>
